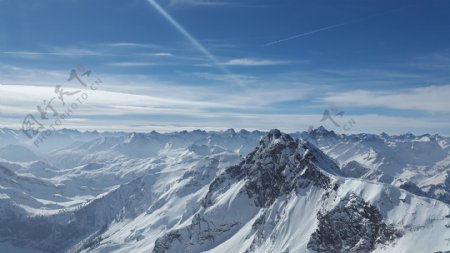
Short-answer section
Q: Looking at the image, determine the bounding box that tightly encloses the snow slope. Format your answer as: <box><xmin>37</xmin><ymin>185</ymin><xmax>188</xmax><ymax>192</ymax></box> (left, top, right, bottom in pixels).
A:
<box><xmin>297</xmin><ymin>127</ymin><xmax>450</xmax><ymax>205</ymax></box>
<box><xmin>0</xmin><ymin>128</ymin><xmax>449</xmax><ymax>253</ymax></box>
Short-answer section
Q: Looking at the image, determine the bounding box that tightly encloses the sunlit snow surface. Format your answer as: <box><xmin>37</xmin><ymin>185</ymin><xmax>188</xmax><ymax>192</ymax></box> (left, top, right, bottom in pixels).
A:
<box><xmin>0</xmin><ymin>128</ymin><xmax>449</xmax><ymax>252</ymax></box>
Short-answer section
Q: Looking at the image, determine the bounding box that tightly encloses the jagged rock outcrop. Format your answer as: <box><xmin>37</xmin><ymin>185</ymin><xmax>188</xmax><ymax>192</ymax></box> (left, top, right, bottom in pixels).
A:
<box><xmin>204</xmin><ymin>129</ymin><xmax>341</xmax><ymax>208</ymax></box>
<box><xmin>307</xmin><ymin>193</ymin><xmax>402</xmax><ymax>253</ymax></box>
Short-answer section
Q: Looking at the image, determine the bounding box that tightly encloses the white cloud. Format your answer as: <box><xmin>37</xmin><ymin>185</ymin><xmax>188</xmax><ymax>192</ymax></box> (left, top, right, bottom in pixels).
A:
<box><xmin>224</xmin><ymin>58</ymin><xmax>291</xmax><ymax>66</ymax></box>
<box><xmin>2</xmin><ymin>64</ymin><xmax>449</xmax><ymax>135</ymax></box>
<box><xmin>323</xmin><ymin>84</ymin><xmax>450</xmax><ymax>113</ymax></box>
<box><xmin>102</xmin><ymin>42</ymin><xmax>160</xmax><ymax>49</ymax></box>
<box><xmin>1</xmin><ymin>48</ymin><xmax>102</xmax><ymax>58</ymax></box>
<box><xmin>1</xmin><ymin>44</ymin><xmax>170</xmax><ymax>60</ymax></box>
<box><xmin>410</xmin><ymin>49</ymin><xmax>450</xmax><ymax>70</ymax></box>
<box><xmin>107</xmin><ymin>62</ymin><xmax>155</xmax><ymax>67</ymax></box>
<box><xmin>0</xmin><ymin>84</ymin><xmax>239</xmax><ymax>115</ymax></box>
<box><xmin>1</xmin><ymin>51</ymin><xmax>45</xmax><ymax>59</ymax></box>
<box><xmin>192</xmin><ymin>72</ymin><xmax>257</xmax><ymax>84</ymax></box>
<box><xmin>153</xmin><ymin>52</ymin><xmax>173</xmax><ymax>57</ymax></box>
<box><xmin>51</xmin><ymin>48</ymin><xmax>101</xmax><ymax>57</ymax></box>
<box><xmin>0</xmin><ymin>64</ymin><xmax>69</xmax><ymax>86</ymax></box>
<box><xmin>3</xmin><ymin>103</ymin><xmax>450</xmax><ymax>135</ymax></box>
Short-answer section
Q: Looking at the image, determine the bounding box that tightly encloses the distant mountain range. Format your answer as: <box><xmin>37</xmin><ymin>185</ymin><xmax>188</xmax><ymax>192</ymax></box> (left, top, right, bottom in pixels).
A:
<box><xmin>0</xmin><ymin>127</ymin><xmax>449</xmax><ymax>252</ymax></box>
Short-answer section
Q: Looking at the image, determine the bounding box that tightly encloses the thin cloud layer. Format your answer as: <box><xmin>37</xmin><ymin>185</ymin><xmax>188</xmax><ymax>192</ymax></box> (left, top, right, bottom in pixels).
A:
<box><xmin>224</xmin><ymin>58</ymin><xmax>291</xmax><ymax>66</ymax></box>
<box><xmin>323</xmin><ymin>85</ymin><xmax>450</xmax><ymax>113</ymax></box>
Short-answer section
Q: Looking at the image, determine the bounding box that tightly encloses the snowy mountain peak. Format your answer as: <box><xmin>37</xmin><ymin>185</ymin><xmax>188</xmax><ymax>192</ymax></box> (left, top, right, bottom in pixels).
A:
<box><xmin>204</xmin><ymin>130</ymin><xmax>340</xmax><ymax>208</ymax></box>
<box><xmin>260</xmin><ymin>129</ymin><xmax>293</xmax><ymax>145</ymax></box>
<box><xmin>126</xmin><ymin>132</ymin><xmax>148</xmax><ymax>143</ymax></box>
<box><xmin>223</xmin><ymin>128</ymin><xmax>236</xmax><ymax>136</ymax></box>
<box><xmin>308</xmin><ymin>126</ymin><xmax>338</xmax><ymax>138</ymax></box>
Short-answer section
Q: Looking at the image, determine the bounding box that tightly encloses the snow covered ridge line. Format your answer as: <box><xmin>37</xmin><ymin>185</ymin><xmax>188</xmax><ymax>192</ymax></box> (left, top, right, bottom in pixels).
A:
<box><xmin>1</xmin><ymin>126</ymin><xmax>449</xmax><ymax>153</ymax></box>
<box><xmin>300</xmin><ymin>126</ymin><xmax>450</xmax><ymax>206</ymax></box>
<box><xmin>2</xmin><ymin>125</ymin><xmax>450</xmax><ymax>205</ymax></box>
<box><xmin>1</xmin><ymin>129</ymin><xmax>450</xmax><ymax>252</ymax></box>
<box><xmin>151</xmin><ymin>129</ymin><xmax>449</xmax><ymax>253</ymax></box>
<box><xmin>1</xmin><ymin>125</ymin><xmax>449</xmax><ymax>203</ymax></box>
<box><xmin>20</xmin><ymin>65</ymin><xmax>103</xmax><ymax>148</ymax></box>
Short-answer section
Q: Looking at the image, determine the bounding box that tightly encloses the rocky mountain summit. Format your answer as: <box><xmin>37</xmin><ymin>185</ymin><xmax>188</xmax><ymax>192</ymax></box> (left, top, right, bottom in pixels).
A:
<box><xmin>152</xmin><ymin>130</ymin><xmax>418</xmax><ymax>253</ymax></box>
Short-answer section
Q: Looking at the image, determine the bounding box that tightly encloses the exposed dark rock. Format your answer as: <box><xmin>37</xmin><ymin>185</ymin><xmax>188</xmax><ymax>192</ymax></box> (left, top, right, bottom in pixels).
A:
<box><xmin>399</xmin><ymin>181</ymin><xmax>428</xmax><ymax>198</ymax></box>
<box><xmin>154</xmin><ymin>231</ymin><xmax>182</xmax><ymax>253</ymax></box>
<box><xmin>204</xmin><ymin>129</ymin><xmax>340</xmax><ymax>208</ymax></box>
<box><xmin>307</xmin><ymin>193</ymin><xmax>402</xmax><ymax>253</ymax></box>
<box><xmin>341</xmin><ymin>161</ymin><xmax>370</xmax><ymax>178</ymax></box>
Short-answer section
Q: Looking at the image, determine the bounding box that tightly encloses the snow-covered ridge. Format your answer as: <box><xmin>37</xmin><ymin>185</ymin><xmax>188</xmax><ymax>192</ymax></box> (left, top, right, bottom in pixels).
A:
<box><xmin>295</xmin><ymin>127</ymin><xmax>450</xmax><ymax>205</ymax></box>
<box><xmin>151</xmin><ymin>130</ymin><xmax>450</xmax><ymax>253</ymax></box>
<box><xmin>1</xmin><ymin>128</ymin><xmax>450</xmax><ymax>252</ymax></box>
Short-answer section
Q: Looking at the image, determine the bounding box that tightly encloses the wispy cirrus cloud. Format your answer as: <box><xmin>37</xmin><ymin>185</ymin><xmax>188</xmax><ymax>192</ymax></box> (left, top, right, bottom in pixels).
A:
<box><xmin>323</xmin><ymin>84</ymin><xmax>450</xmax><ymax>113</ymax></box>
<box><xmin>1</xmin><ymin>48</ymin><xmax>102</xmax><ymax>58</ymax></box>
<box><xmin>1</xmin><ymin>63</ymin><xmax>450</xmax><ymax>135</ymax></box>
<box><xmin>224</xmin><ymin>58</ymin><xmax>292</xmax><ymax>66</ymax></box>
<box><xmin>107</xmin><ymin>62</ymin><xmax>155</xmax><ymax>67</ymax></box>
<box><xmin>2</xmin><ymin>43</ymin><xmax>171</xmax><ymax>60</ymax></box>
<box><xmin>102</xmin><ymin>42</ymin><xmax>161</xmax><ymax>49</ymax></box>
<box><xmin>153</xmin><ymin>52</ymin><xmax>174</xmax><ymax>57</ymax></box>
<box><xmin>409</xmin><ymin>48</ymin><xmax>450</xmax><ymax>71</ymax></box>
<box><xmin>191</xmin><ymin>72</ymin><xmax>256</xmax><ymax>85</ymax></box>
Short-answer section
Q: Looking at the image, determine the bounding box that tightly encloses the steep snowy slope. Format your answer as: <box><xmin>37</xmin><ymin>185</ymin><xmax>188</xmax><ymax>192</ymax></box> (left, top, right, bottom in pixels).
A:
<box><xmin>0</xmin><ymin>144</ymin><xmax>39</xmax><ymax>162</ymax></box>
<box><xmin>0</xmin><ymin>143</ymin><xmax>242</xmax><ymax>253</ymax></box>
<box><xmin>1</xmin><ymin>128</ymin><xmax>450</xmax><ymax>253</ymax></box>
<box><xmin>297</xmin><ymin>127</ymin><xmax>450</xmax><ymax>204</ymax></box>
<box><xmin>149</xmin><ymin>130</ymin><xmax>450</xmax><ymax>253</ymax></box>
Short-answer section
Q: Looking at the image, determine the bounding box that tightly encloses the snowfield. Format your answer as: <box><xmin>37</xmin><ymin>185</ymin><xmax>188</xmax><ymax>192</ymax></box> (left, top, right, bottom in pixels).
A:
<box><xmin>0</xmin><ymin>127</ymin><xmax>449</xmax><ymax>253</ymax></box>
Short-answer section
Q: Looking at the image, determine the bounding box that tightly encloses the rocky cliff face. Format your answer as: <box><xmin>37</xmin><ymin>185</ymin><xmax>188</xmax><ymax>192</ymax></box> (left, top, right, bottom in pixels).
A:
<box><xmin>307</xmin><ymin>193</ymin><xmax>402</xmax><ymax>253</ymax></box>
<box><xmin>204</xmin><ymin>129</ymin><xmax>341</xmax><ymax>208</ymax></box>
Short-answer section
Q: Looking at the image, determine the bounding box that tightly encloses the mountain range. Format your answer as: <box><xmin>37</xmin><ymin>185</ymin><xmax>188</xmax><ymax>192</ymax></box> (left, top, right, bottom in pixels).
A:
<box><xmin>0</xmin><ymin>127</ymin><xmax>449</xmax><ymax>252</ymax></box>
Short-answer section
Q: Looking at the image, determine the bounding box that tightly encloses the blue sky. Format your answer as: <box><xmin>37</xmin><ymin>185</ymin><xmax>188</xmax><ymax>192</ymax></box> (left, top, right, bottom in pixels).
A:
<box><xmin>1</xmin><ymin>0</ymin><xmax>450</xmax><ymax>134</ymax></box>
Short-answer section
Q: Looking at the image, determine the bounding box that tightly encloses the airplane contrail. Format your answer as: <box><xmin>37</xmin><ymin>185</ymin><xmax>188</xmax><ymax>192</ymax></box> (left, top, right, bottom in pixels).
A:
<box><xmin>146</xmin><ymin>0</ymin><xmax>240</xmax><ymax>84</ymax></box>
<box><xmin>264</xmin><ymin>6</ymin><xmax>412</xmax><ymax>47</ymax></box>
<box><xmin>264</xmin><ymin>21</ymin><xmax>354</xmax><ymax>47</ymax></box>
